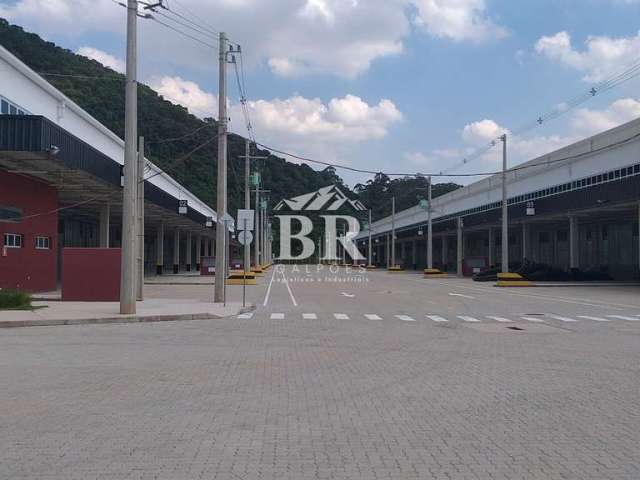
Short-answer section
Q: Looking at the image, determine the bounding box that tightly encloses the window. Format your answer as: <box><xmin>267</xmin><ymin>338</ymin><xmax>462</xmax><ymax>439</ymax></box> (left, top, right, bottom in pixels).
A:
<box><xmin>0</xmin><ymin>99</ymin><xmax>7</xmax><ymax>114</ymax></box>
<box><xmin>3</xmin><ymin>233</ymin><xmax>23</xmax><ymax>248</ymax></box>
<box><xmin>557</xmin><ymin>231</ymin><xmax>568</xmax><ymax>242</ymax></box>
<box><xmin>35</xmin><ymin>236</ymin><xmax>51</xmax><ymax>250</ymax></box>
<box><xmin>539</xmin><ymin>232</ymin><xmax>550</xmax><ymax>244</ymax></box>
<box><xmin>0</xmin><ymin>205</ymin><xmax>23</xmax><ymax>223</ymax></box>
<box><xmin>9</xmin><ymin>105</ymin><xmax>16</xmax><ymax>114</ymax></box>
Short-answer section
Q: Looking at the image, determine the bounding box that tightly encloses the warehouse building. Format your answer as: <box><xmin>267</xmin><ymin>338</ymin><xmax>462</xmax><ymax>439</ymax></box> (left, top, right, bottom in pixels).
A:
<box><xmin>358</xmin><ymin>117</ymin><xmax>640</xmax><ymax>280</ymax></box>
<box><xmin>0</xmin><ymin>45</ymin><xmax>223</xmax><ymax>292</ymax></box>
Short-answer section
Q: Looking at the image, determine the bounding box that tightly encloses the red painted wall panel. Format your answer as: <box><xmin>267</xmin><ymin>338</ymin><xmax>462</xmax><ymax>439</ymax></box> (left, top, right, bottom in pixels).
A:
<box><xmin>61</xmin><ymin>248</ymin><xmax>121</xmax><ymax>301</ymax></box>
<box><xmin>0</xmin><ymin>170</ymin><xmax>58</xmax><ymax>292</ymax></box>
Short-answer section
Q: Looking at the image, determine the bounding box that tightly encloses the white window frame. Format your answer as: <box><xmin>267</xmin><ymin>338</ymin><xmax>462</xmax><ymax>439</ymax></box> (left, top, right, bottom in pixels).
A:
<box><xmin>35</xmin><ymin>236</ymin><xmax>51</xmax><ymax>250</ymax></box>
<box><xmin>3</xmin><ymin>233</ymin><xmax>23</xmax><ymax>248</ymax></box>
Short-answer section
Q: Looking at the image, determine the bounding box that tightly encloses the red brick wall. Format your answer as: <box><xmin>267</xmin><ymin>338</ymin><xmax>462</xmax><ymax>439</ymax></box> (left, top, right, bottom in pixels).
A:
<box><xmin>62</xmin><ymin>248</ymin><xmax>121</xmax><ymax>301</ymax></box>
<box><xmin>0</xmin><ymin>170</ymin><xmax>58</xmax><ymax>292</ymax></box>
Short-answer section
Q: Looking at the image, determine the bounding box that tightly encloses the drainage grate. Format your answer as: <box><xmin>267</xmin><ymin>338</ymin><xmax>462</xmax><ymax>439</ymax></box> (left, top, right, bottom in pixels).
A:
<box><xmin>507</xmin><ymin>326</ymin><xmax>525</xmax><ymax>331</ymax></box>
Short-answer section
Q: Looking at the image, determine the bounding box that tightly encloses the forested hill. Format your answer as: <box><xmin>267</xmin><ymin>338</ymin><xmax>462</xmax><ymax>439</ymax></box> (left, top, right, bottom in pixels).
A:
<box><xmin>0</xmin><ymin>18</ymin><xmax>342</xmax><ymax>215</ymax></box>
<box><xmin>0</xmin><ymin>18</ymin><xmax>461</xmax><ymax>221</ymax></box>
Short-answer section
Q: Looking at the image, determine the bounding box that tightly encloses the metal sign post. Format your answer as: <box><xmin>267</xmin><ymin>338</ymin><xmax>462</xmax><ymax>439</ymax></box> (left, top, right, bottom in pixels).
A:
<box><xmin>242</xmin><ymin>218</ymin><xmax>247</xmax><ymax>307</ymax></box>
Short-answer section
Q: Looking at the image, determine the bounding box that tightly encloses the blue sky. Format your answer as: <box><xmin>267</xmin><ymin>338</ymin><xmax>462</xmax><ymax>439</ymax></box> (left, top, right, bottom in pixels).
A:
<box><xmin>1</xmin><ymin>0</ymin><xmax>640</xmax><ymax>186</ymax></box>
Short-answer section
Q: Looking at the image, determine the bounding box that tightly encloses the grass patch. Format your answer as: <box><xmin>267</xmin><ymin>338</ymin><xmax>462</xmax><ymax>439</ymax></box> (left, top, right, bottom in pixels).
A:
<box><xmin>0</xmin><ymin>289</ymin><xmax>32</xmax><ymax>310</ymax></box>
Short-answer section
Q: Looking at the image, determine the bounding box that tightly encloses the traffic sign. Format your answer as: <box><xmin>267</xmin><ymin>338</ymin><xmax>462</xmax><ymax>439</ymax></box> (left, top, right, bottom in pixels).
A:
<box><xmin>238</xmin><ymin>230</ymin><xmax>253</xmax><ymax>246</ymax></box>
<box><xmin>237</xmin><ymin>209</ymin><xmax>255</xmax><ymax>230</ymax></box>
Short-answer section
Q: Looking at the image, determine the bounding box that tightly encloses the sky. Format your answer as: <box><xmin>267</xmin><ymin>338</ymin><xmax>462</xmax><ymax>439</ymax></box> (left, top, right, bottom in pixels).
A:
<box><xmin>1</xmin><ymin>0</ymin><xmax>640</xmax><ymax>187</ymax></box>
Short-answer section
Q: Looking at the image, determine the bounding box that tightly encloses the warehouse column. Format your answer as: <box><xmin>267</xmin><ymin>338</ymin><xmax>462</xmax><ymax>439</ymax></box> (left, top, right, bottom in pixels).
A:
<box><xmin>186</xmin><ymin>231</ymin><xmax>192</xmax><ymax>272</ymax></box>
<box><xmin>173</xmin><ymin>229</ymin><xmax>180</xmax><ymax>274</ymax></box>
<box><xmin>457</xmin><ymin>218</ymin><xmax>463</xmax><ymax>277</ymax></box>
<box><xmin>522</xmin><ymin>223</ymin><xmax>529</xmax><ymax>261</ymax></box>
<box><xmin>386</xmin><ymin>234</ymin><xmax>390</xmax><ymax>269</ymax></box>
<box><xmin>441</xmin><ymin>235</ymin><xmax>448</xmax><ymax>271</ymax></box>
<box><xmin>156</xmin><ymin>223</ymin><xmax>164</xmax><ymax>275</ymax></box>
<box><xmin>569</xmin><ymin>216</ymin><xmax>579</xmax><ymax>270</ymax></box>
<box><xmin>99</xmin><ymin>204</ymin><xmax>110</xmax><ymax>248</ymax></box>
<box><xmin>638</xmin><ymin>202</ymin><xmax>640</xmax><ymax>275</ymax></box>
<box><xmin>488</xmin><ymin>228</ymin><xmax>494</xmax><ymax>267</ymax></box>
<box><xmin>411</xmin><ymin>239</ymin><xmax>417</xmax><ymax>270</ymax></box>
<box><xmin>196</xmin><ymin>234</ymin><xmax>202</xmax><ymax>271</ymax></box>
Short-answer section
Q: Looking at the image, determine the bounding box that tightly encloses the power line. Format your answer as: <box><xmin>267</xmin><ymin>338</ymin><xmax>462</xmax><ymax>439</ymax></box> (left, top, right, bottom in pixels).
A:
<box><xmin>147</xmin><ymin>15</ymin><xmax>217</xmax><ymax>49</ymax></box>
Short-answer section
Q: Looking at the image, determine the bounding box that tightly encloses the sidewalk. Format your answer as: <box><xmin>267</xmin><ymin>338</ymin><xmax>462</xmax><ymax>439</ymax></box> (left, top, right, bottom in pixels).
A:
<box><xmin>0</xmin><ymin>298</ymin><xmax>252</xmax><ymax>328</ymax></box>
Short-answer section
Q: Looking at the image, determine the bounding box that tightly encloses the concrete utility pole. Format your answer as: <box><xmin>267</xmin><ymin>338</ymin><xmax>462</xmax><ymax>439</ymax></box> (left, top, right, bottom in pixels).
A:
<box><xmin>214</xmin><ymin>32</ymin><xmax>228</xmax><ymax>303</ymax></box>
<box><xmin>427</xmin><ymin>176</ymin><xmax>433</xmax><ymax>269</ymax></box>
<box><xmin>368</xmin><ymin>209</ymin><xmax>372</xmax><ymax>266</ymax></box>
<box><xmin>391</xmin><ymin>197</ymin><xmax>396</xmax><ymax>268</ymax></box>
<box><xmin>254</xmin><ymin>181</ymin><xmax>260</xmax><ymax>267</ymax></box>
<box><xmin>120</xmin><ymin>0</ymin><xmax>138</xmax><ymax>314</ymax></box>
<box><xmin>244</xmin><ymin>139</ymin><xmax>250</xmax><ymax>272</ymax></box>
<box><xmin>136</xmin><ymin>136</ymin><xmax>144</xmax><ymax>301</ymax></box>
<box><xmin>240</xmin><ymin>142</ymin><xmax>267</xmax><ymax>269</ymax></box>
<box><xmin>501</xmin><ymin>134</ymin><xmax>509</xmax><ymax>274</ymax></box>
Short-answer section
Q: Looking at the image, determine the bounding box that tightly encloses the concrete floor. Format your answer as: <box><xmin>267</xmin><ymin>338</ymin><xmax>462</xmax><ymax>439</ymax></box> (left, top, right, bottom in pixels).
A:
<box><xmin>1</xmin><ymin>266</ymin><xmax>639</xmax><ymax>479</ymax></box>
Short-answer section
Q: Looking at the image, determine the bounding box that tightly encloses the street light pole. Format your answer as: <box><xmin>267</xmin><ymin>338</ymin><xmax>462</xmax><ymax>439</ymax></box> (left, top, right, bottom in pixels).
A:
<box><xmin>120</xmin><ymin>0</ymin><xmax>138</xmax><ymax>314</ymax></box>
<box><xmin>501</xmin><ymin>134</ymin><xmax>509</xmax><ymax>274</ymax></box>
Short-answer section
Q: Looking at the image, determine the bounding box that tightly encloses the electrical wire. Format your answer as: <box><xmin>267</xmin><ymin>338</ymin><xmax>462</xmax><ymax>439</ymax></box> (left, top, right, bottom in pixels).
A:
<box><xmin>147</xmin><ymin>16</ymin><xmax>217</xmax><ymax>49</ymax></box>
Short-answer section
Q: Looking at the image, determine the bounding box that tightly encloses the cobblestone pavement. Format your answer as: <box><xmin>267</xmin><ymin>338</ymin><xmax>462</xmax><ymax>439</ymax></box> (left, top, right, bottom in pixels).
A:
<box><xmin>1</xmin><ymin>266</ymin><xmax>639</xmax><ymax>479</ymax></box>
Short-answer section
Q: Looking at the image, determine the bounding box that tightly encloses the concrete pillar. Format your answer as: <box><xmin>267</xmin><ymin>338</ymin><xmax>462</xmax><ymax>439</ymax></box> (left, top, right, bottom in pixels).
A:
<box><xmin>156</xmin><ymin>223</ymin><xmax>164</xmax><ymax>275</ymax></box>
<box><xmin>99</xmin><ymin>204</ymin><xmax>110</xmax><ymax>248</ymax></box>
<box><xmin>173</xmin><ymin>229</ymin><xmax>180</xmax><ymax>274</ymax></box>
<box><xmin>522</xmin><ymin>223</ymin><xmax>529</xmax><ymax>261</ymax></box>
<box><xmin>186</xmin><ymin>231</ymin><xmax>192</xmax><ymax>272</ymax></box>
<box><xmin>638</xmin><ymin>203</ymin><xmax>640</xmax><ymax>274</ymax></box>
<box><xmin>457</xmin><ymin>218</ymin><xmax>463</xmax><ymax>277</ymax></box>
<box><xmin>488</xmin><ymin>228</ymin><xmax>494</xmax><ymax>266</ymax></box>
<box><xmin>411</xmin><ymin>240</ymin><xmax>417</xmax><ymax>269</ymax></box>
<box><xmin>196</xmin><ymin>234</ymin><xmax>202</xmax><ymax>271</ymax></box>
<box><xmin>442</xmin><ymin>235</ymin><xmax>448</xmax><ymax>270</ymax></box>
<box><xmin>569</xmin><ymin>216</ymin><xmax>579</xmax><ymax>270</ymax></box>
<box><xmin>386</xmin><ymin>234</ymin><xmax>390</xmax><ymax>268</ymax></box>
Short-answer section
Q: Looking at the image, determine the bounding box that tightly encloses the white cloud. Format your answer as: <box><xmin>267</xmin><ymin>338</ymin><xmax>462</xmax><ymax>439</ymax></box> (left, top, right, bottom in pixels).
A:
<box><xmin>571</xmin><ymin>98</ymin><xmax>640</xmax><ymax>136</ymax></box>
<box><xmin>406</xmin><ymin>96</ymin><xmax>640</xmax><ymax>181</ymax></box>
<box><xmin>1</xmin><ymin>0</ymin><xmax>506</xmax><ymax>79</ymax></box>
<box><xmin>410</xmin><ymin>0</ymin><xmax>508</xmax><ymax>42</ymax></box>
<box><xmin>243</xmin><ymin>94</ymin><xmax>402</xmax><ymax>142</ymax></box>
<box><xmin>535</xmin><ymin>31</ymin><xmax>640</xmax><ymax>82</ymax></box>
<box><xmin>148</xmin><ymin>76</ymin><xmax>218</xmax><ymax>118</ymax></box>
<box><xmin>76</xmin><ymin>47</ymin><xmax>125</xmax><ymax>73</ymax></box>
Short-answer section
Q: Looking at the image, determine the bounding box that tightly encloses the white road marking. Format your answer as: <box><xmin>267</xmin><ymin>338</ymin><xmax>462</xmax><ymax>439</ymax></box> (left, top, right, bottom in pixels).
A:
<box><xmin>262</xmin><ymin>267</ymin><xmax>278</xmax><ymax>306</ymax></box>
<box><xmin>238</xmin><ymin>312</ymin><xmax>254</xmax><ymax>319</ymax></box>
<box><xmin>547</xmin><ymin>314</ymin><xmax>578</xmax><ymax>322</ymax></box>
<box><xmin>458</xmin><ymin>315</ymin><xmax>480</xmax><ymax>322</ymax></box>
<box><xmin>448</xmin><ymin>293</ymin><xmax>475</xmax><ymax>299</ymax></box>
<box><xmin>606</xmin><ymin>315</ymin><xmax>640</xmax><ymax>321</ymax></box>
<box><xmin>578</xmin><ymin>315</ymin><xmax>610</xmax><ymax>322</ymax></box>
<box><xmin>427</xmin><ymin>315</ymin><xmax>448</xmax><ymax>322</ymax></box>
<box><xmin>395</xmin><ymin>315</ymin><xmax>416</xmax><ymax>322</ymax></box>
<box><xmin>302</xmin><ymin>313</ymin><xmax>317</xmax><ymax>320</ymax></box>
<box><xmin>270</xmin><ymin>313</ymin><xmax>285</xmax><ymax>320</ymax></box>
<box><xmin>521</xmin><ymin>316</ymin><xmax>545</xmax><ymax>323</ymax></box>
<box><xmin>365</xmin><ymin>314</ymin><xmax>382</xmax><ymax>321</ymax></box>
<box><xmin>341</xmin><ymin>292</ymin><xmax>355</xmax><ymax>298</ymax></box>
<box><xmin>280</xmin><ymin>267</ymin><xmax>298</xmax><ymax>307</ymax></box>
<box><xmin>334</xmin><ymin>313</ymin><xmax>349</xmax><ymax>320</ymax></box>
<box><xmin>487</xmin><ymin>316</ymin><xmax>513</xmax><ymax>323</ymax></box>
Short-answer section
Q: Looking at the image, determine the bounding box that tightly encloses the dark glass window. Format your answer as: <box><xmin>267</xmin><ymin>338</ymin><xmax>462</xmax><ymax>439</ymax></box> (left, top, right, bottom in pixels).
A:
<box><xmin>0</xmin><ymin>100</ymin><xmax>8</xmax><ymax>114</ymax></box>
<box><xmin>557</xmin><ymin>231</ymin><xmax>568</xmax><ymax>242</ymax></box>
<box><xmin>9</xmin><ymin>105</ymin><xmax>16</xmax><ymax>114</ymax></box>
<box><xmin>0</xmin><ymin>205</ymin><xmax>23</xmax><ymax>222</ymax></box>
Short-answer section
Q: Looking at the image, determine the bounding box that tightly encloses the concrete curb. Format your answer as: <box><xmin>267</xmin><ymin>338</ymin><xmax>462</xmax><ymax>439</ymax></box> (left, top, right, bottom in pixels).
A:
<box><xmin>0</xmin><ymin>305</ymin><xmax>255</xmax><ymax>329</ymax></box>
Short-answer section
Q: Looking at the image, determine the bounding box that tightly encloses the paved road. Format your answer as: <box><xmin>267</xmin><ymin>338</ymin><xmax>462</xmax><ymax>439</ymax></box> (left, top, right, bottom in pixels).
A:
<box><xmin>1</xmin><ymin>266</ymin><xmax>639</xmax><ymax>479</ymax></box>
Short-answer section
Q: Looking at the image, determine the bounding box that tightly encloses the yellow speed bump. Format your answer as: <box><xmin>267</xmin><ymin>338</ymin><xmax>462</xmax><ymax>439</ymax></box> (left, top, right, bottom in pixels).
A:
<box><xmin>423</xmin><ymin>268</ymin><xmax>447</xmax><ymax>278</ymax></box>
<box><xmin>388</xmin><ymin>265</ymin><xmax>405</xmax><ymax>273</ymax></box>
<box><xmin>365</xmin><ymin>265</ymin><xmax>377</xmax><ymax>271</ymax></box>
<box><xmin>495</xmin><ymin>272</ymin><xmax>533</xmax><ymax>287</ymax></box>
<box><xmin>226</xmin><ymin>270</ymin><xmax>257</xmax><ymax>285</ymax></box>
